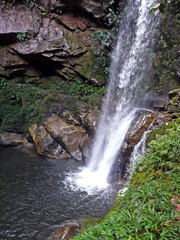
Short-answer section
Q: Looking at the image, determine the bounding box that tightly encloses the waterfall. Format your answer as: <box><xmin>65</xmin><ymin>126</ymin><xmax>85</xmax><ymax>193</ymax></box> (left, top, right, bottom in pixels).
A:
<box><xmin>71</xmin><ymin>0</ymin><xmax>159</xmax><ymax>190</ymax></box>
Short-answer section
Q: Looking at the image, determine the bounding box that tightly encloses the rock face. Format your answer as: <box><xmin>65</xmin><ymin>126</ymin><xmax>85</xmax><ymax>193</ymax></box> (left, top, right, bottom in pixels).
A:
<box><xmin>0</xmin><ymin>0</ymin><xmax>108</xmax><ymax>82</ymax></box>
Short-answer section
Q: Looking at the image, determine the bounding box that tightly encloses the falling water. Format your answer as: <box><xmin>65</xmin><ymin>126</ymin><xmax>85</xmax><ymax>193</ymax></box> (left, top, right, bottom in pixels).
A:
<box><xmin>70</xmin><ymin>0</ymin><xmax>159</xmax><ymax>190</ymax></box>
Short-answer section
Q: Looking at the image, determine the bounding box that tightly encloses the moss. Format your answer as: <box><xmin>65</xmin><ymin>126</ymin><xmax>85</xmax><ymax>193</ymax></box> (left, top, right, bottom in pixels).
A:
<box><xmin>80</xmin><ymin>218</ymin><xmax>102</xmax><ymax>228</ymax></box>
<box><xmin>77</xmin><ymin>51</ymin><xmax>107</xmax><ymax>86</ymax></box>
<box><xmin>146</xmin><ymin>120</ymin><xmax>179</xmax><ymax>146</ymax></box>
<box><xmin>146</xmin><ymin>126</ymin><xmax>165</xmax><ymax>145</ymax></box>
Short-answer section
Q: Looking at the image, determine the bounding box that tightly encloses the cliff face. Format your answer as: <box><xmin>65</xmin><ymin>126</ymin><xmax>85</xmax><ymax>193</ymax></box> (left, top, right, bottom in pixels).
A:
<box><xmin>0</xmin><ymin>0</ymin><xmax>111</xmax><ymax>82</ymax></box>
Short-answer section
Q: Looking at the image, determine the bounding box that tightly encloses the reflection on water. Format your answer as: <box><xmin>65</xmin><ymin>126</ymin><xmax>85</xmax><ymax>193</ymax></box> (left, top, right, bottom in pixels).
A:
<box><xmin>0</xmin><ymin>147</ymin><xmax>118</xmax><ymax>240</ymax></box>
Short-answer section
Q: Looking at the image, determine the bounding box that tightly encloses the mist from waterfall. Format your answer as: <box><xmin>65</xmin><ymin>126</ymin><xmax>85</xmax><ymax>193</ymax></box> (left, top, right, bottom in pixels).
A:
<box><xmin>69</xmin><ymin>0</ymin><xmax>159</xmax><ymax>190</ymax></box>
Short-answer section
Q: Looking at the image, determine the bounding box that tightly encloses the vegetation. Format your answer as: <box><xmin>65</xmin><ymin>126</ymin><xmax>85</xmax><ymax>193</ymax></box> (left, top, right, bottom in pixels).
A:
<box><xmin>90</xmin><ymin>0</ymin><xmax>125</xmax><ymax>75</ymax></box>
<box><xmin>71</xmin><ymin>122</ymin><xmax>180</xmax><ymax>239</ymax></box>
<box><xmin>0</xmin><ymin>76</ymin><xmax>105</xmax><ymax>133</ymax></box>
<box><xmin>150</xmin><ymin>0</ymin><xmax>180</xmax><ymax>94</ymax></box>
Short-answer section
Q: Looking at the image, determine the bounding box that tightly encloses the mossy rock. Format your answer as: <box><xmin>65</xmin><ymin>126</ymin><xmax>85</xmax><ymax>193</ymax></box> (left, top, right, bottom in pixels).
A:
<box><xmin>77</xmin><ymin>51</ymin><xmax>107</xmax><ymax>86</ymax></box>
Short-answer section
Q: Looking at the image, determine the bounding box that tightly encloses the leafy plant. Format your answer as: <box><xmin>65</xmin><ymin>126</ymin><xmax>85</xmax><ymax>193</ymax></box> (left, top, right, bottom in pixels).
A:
<box><xmin>90</xmin><ymin>0</ymin><xmax>124</xmax><ymax>75</ymax></box>
<box><xmin>17</xmin><ymin>32</ymin><xmax>26</xmax><ymax>41</ymax></box>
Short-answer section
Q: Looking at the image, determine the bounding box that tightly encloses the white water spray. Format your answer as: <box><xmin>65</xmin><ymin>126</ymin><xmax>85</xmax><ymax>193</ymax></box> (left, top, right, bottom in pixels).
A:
<box><xmin>69</xmin><ymin>0</ymin><xmax>159</xmax><ymax>191</ymax></box>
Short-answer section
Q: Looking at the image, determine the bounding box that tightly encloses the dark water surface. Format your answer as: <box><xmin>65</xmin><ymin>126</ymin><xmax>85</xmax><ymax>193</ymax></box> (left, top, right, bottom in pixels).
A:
<box><xmin>0</xmin><ymin>148</ymin><xmax>118</xmax><ymax>240</ymax></box>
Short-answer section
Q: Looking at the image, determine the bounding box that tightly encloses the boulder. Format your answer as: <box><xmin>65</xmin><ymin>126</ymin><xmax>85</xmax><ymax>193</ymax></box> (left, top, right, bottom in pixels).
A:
<box><xmin>0</xmin><ymin>132</ymin><xmax>28</xmax><ymax>147</ymax></box>
<box><xmin>46</xmin><ymin>221</ymin><xmax>80</xmax><ymax>240</ymax></box>
<box><xmin>153</xmin><ymin>100</ymin><xmax>166</xmax><ymax>111</ymax></box>
<box><xmin>61</xmin><ymin>0</ymin><xmax>106</xmax><ymax>20</ymax></box>
<box><xmin>29</xmin><ymin>124</ymin><xmax>70</xmax><ymax>159</ymax></box>
<box><xmin>44</xmin><ymin>114</ymin><xmax>89</xmax><ymax>161</ymax></box>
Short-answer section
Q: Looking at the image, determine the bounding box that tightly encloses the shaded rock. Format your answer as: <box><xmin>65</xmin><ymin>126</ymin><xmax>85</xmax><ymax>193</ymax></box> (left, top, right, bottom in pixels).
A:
<box><xmin>44</xmin><ymin>114</ymin><xmax>89</xmax><ymax>161</ymax></box>
<box><xmin>0</xmin><ymin>7</ymin><xmax>40</xmax><ymax>44</ymax></box>
<box><xmin>0</xmin><ymin>132</ymin><xmax>29</xmax><ymax>147</ymax></box>
<box><xmin>168</xmin><ymin>88</ymin><xmax>180</xmax><ymax>113</ymax></box>
<box><xmin>80</xmin><ymin>137</ymin><xmax>93</xmax><ymax>165</ymax></box>
<box><xmin>47</xmin><ymin>221</ymin><xmax>80</xmax><ymax>240</ymax></box>
<box><xmin>153</xmin><ymin>100</ymin><xmax>166</xmax><ymax>111</ymax></box>
<box><xmin>0</xmin><ymin>65</ymin><xmax>9</xmax><ymax>77</ymax></box>
<box><xmin>52</xmin><ymin>13</ymin><xmax>94</xmax><ymax>31</ymax></box>
<box><xmin>61</xmin><ymin>0</ymin><xmax>106</xmax><ymax>20</ymax></box>
<box><xmin>29</xmin><ymin>124</ymin><xmax>70</xmax><ymax>159</ymax></box>
<box><xmin>0</xmin><ymin>47</ymin><xmax>28</xmax><ymax>68</ymax></box>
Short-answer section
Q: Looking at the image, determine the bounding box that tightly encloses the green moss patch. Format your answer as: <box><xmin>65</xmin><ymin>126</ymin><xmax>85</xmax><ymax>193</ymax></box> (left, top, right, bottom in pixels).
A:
<box><xmin>77</xmin><ymin>51</ymin><xmax>107</xmax><ymax>86</ymax></box>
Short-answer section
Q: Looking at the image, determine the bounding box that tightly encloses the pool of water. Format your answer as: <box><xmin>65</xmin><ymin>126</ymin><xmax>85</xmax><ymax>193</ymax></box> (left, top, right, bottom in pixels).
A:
<box><xmin>0</xmin><ymin>147</ymin><xmax>119</xmax><ymax>240</ymax></box>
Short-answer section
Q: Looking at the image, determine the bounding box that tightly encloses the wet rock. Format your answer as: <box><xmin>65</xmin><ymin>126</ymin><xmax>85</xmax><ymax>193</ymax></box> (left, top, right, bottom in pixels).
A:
<box><xmin>47</xmin><ymin>221</ymin><xmax>80</xmax><ymax>240</ymax></box>
<box><xmin>0</xmin><ymin>132</ymin><xmax>29</xmax><ymax>147</ymax></box>
<box><xmin>116</xmin><ymin>110</ymin><xmax>156</xmax><ymax>179</ymax></box>
<box><xmin>44</xmin><ymin>114</ymin><xmax>89</xmax><ymax>161</ymax></box>
<box><xmin>124</xmin><ymin>111</ymin><xmax>156</xmax><ymax>149</ymax></box>
<box><xmin>29</xmin><ymin>124</ymin><xmax>70</xmax><ymax>159</ymax></box>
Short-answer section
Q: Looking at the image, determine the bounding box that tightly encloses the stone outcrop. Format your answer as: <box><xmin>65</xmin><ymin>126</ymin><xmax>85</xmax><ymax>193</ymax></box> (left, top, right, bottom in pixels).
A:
<box><xmin>0</xmin><ymin>0</ymin><xmax>108</xmax><ymax>82</ymax></box>
<box><xmin>0</xmin><ymin>132</ymin><xmax>29</xmax><ymax>147</ymax></box>
<box><xmin>124</xmin><ymin>111</ymin><xmax>156</xmax><ymax>149</ymax></box>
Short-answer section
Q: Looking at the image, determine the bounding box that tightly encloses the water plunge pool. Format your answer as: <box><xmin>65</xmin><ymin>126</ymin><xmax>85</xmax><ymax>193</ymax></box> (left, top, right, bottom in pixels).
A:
<box><xmin>0</xmin><ymin>147</ymin><xmax>119</xmax><ymax>240</ymax></box>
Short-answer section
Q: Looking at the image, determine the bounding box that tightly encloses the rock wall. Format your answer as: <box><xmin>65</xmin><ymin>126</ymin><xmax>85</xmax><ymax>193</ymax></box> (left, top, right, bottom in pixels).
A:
<box><xmin>0</xmin><ymin>0</ymin><xmax>111</xmax><ymax>83</ymax></box>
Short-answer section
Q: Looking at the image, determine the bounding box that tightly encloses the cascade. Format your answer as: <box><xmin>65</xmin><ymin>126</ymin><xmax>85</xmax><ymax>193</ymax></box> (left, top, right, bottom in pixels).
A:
<box><xmin>71</xmin><ymin>0</ymin><xmax>159</xmax><ymax>190</ymax></box>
